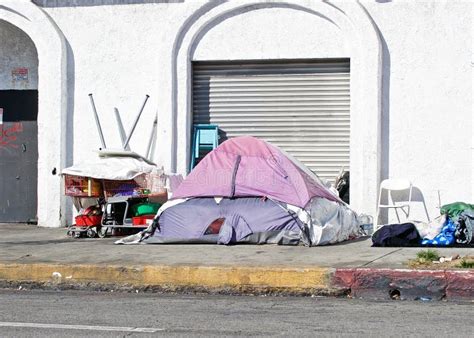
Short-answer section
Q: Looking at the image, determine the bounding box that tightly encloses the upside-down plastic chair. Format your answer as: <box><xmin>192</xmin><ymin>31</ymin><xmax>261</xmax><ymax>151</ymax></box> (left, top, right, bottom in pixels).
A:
<box><xmin>375</xmin><ymin>179</ymin><xmax>413</xmax><ymax>231</ymax></box>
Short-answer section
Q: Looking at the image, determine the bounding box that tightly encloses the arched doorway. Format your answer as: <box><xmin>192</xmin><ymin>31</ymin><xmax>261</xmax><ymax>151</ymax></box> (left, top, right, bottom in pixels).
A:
<box><xmin>0</xmin><ymin>2</ymin><xmax>67</xmax><ymax>227</ymax></box>
<box><xmin>0</xmin><ymin>20</ymin><xmax>38</xmax><ymax>222</ymax></box>
<box><xmin>173</xmin><ymin>1</ymin><xmax>382</xmax><ymax>216</ymax></box>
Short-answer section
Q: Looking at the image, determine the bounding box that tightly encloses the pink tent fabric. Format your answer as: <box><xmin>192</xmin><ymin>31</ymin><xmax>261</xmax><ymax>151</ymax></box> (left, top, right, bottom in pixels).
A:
<box><xmin>172</xmin><ymin>136</ymin><xmax>341</xmax><ymax>208</ymax></box>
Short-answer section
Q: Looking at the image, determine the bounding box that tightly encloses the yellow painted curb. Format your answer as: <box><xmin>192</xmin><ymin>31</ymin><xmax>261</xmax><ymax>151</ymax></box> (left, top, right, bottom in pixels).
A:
<box><xmin>0</xmin><ymin>263</ymin><xmax>331</xmax><ymax>291</ymax></box>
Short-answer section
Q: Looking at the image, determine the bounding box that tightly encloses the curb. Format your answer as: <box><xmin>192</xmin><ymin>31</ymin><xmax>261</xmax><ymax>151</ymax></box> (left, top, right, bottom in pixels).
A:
<box><xmin>333</xmin><ymin>268</ymin><xmax>474</xmax><ymax>301</ymax></box>
<box><xmin>0</xmin><ymin>263</ymin><xmax>472</xmax><ymax>300</ymax></box>
<box><xmin>0</xmin><ymin>263</ymin><xmax>338</xmax><ymax>295</ymax></box>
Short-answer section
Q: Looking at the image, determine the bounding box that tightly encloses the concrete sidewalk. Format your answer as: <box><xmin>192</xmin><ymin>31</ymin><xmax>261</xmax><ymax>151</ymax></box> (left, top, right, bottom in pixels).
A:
<box><xmin>0</xmin><ymin>224</ymin><xmax>472</xmax><ymax>300</ymax></box>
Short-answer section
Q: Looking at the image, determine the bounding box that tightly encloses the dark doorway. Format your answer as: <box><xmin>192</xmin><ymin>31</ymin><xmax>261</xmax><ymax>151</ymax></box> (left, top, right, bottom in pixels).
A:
<box><xmin>0</xmin><ymin>90</ymin><xmax>38</xmax><ymax>222</ymax></box>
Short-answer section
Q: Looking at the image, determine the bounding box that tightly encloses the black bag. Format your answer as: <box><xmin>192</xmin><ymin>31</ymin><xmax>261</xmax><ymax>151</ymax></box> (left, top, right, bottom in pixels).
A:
<box><xmin>372</xmin><ymin>223</ymin><xmax>421</xmax><ymax>247</ymax></box>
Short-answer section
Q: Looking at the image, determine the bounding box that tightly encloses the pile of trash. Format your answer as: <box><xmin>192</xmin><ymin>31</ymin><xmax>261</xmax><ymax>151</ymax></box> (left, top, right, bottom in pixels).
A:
<box><xmin>372</xmin><ymin>202</ymin><xmax>473</xmax><ymax>247</ymax></box>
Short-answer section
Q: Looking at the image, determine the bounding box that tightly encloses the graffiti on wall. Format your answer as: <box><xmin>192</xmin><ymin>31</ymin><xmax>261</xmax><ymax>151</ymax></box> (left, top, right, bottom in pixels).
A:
<box><xmin>11</xmin><ymin>68</ymin><xmax>29</xmax><ymax>82</ymax></box>
<box><xmin>0</xmin><ymin>108</ymin><xmax>23</xmax><ymax>149</ymax></box>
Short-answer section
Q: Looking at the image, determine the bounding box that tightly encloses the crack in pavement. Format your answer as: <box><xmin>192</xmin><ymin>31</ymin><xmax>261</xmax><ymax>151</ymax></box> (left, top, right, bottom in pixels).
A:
<box><xmin>359</xmin><ymin>248</ymin><xmax>403</xmax><ymax>267</ymax></box>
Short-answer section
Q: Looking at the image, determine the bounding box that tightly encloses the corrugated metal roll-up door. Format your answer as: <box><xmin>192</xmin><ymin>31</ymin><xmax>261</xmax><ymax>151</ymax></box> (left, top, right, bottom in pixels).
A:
<box><xmin>192</xmin><ymin>59</ymin><xmax>350</xmax><ymax>183</ymax></box>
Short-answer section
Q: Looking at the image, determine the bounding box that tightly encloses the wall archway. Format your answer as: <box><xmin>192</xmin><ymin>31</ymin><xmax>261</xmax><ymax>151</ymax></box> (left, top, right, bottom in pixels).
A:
<box><xmin>0</xmin><ymin>3</ymin><xmax>67</xmax><ymax>227</ymax></box>
<box><xmin>172</xmin><ymin>0</ymin><xmax>382</xmax><ymax>215</ymax></box>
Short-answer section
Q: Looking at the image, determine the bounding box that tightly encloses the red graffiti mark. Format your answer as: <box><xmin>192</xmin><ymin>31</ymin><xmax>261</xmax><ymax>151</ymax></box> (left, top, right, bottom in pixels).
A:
<box><xmin>0</xmin><ymin>122</ymin><xmax>23</xmax><ymax>149</ymax></box>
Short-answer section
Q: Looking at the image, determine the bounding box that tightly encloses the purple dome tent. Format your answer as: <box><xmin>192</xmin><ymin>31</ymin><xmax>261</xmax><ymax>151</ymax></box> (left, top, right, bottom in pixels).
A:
<box><xmin>144</xmin><ymin>197</ymin><xmax>305</xmax><ymax>245</ymax></box>
<box><xmin>117</xmin><ymin>137</ymin><xmax>361</xmax><ymax>246</ymax></box>
<box><xmin>172</xmin><ymin>136</ymin><xmax>341</xmax><ymax>208</ymax></box>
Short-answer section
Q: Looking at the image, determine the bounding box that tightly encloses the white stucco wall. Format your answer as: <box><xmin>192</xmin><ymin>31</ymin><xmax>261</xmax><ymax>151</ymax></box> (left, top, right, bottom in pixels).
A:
<box><xmin>193</xmin><ymin>7</ymin><xmax>350</xmax><ymax>61</ymax></box>
<box><xmin>0</xmin><ymin>19</ymin><xmax>38</xmax><ymax>90</ymax></box>
<box><xmin>0</xmin><ymin>0</ymin><xmax>469</xmax><ymax>226</ymax></box>
<box><xmin>43</xmin><ymin>2</ymin><xmax>202</xmax><ymax>168</ymax></box>
<box><xmin>365</xmin><ymin>1</ymin><xmax>473</xmax><ymax>222</ymax></box>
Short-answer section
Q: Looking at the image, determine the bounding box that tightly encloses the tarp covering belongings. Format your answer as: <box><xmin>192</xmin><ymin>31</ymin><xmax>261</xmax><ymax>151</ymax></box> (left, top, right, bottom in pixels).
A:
<box><xmin>61</xmin><ymin>151</ymin><xmax>157</xmax><ymax>180</ymax></box>
<box><xmin>116</xmin><ymin>136</ymin><xmax>362</xmax><ymax>246</ymax></box>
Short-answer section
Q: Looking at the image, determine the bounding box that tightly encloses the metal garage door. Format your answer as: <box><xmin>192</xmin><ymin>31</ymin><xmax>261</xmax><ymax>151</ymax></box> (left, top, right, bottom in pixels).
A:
<box><xmin>192</xmin><ymin>59</ymin><xmax>350</xmax><ymax>182</ymax></box>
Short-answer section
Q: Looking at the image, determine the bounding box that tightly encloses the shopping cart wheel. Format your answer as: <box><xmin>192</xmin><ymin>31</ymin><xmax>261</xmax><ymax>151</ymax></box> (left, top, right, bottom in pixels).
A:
<box><xmin>97</xmin><ymin>226</ymin><xmax>108</xmax><ymax>238</ymax></box>
<box><xmin>86</xmin><ymin>227</ymin><xmax>97</xmax><ymax>238</ymax></box>
<box><xmin>66</xmin><ymin>226</ymin><xmax>78</xmax><ymax>237</ymax></box>
<box><xmin>71</xmin><ymin>231</ymin><xmax>81</xmax><ymax>239</ymax></box>
<box><xmin>111</xmin><ymin>228</ymin><xmax>122</xmax><ymax>236</ymax></box>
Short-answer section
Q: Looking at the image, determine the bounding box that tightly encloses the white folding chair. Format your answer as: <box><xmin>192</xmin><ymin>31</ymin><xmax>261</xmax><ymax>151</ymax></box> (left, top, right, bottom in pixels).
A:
<box><xmin>375</xmin><ymin>179</ymin><xmax>413</xmax><ymax>231</ymax></box>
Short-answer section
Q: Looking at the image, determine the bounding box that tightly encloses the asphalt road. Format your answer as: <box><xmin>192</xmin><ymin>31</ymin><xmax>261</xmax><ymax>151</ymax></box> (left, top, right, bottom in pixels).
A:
<box><xmin>0</xmin><ymin>289</ymin><xmax>472</xmax><ymax>337</ymax></box>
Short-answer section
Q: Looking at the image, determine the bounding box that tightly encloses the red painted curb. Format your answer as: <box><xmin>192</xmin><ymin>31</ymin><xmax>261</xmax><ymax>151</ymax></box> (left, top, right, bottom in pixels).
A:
<box><xmin>332</xmin><ymin>268</ymin><xmax>473</xmax><ymax>301</ymax></box>
<box><xmin>332</xmin><ymin>268</ymin><xmax>354</xmax><ymax>289</ymax></box>
<box><xmin>445</xmin><ymin>270</ymin><xmax>474</xmax><ymax>301</ymax></box>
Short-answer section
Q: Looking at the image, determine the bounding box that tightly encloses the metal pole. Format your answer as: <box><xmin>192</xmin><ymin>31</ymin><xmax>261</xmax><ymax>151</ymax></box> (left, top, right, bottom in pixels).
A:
<box><xmin>123</xmin><ymin>94</ymin><xmax>150</xmax><ymax>149</ymax></box>
<box><xmin>88</xmin><ymin>94</ymin><xmax>107</xmax><ymax>149</ymax></box>
<box><xmin>114</xmin><ymin>108</ymin><xmax>130</xmax><ymax>150</ymax></box>
<box><xmin>146</xmin><ymin>115</ymin><xmax>158</xmax><ymax>160</ymax></box>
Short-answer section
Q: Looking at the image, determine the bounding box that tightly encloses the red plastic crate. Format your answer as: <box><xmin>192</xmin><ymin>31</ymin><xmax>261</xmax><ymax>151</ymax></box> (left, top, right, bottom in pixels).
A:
<box><xmin>132</xmin><ymin>215</ymin><xmax>155</xmax><ymax>226</ymax></box>
<box><xmin>75</xmin><ymin>215</ymin><xmax>102</xmax><ymax>227</ymax></box>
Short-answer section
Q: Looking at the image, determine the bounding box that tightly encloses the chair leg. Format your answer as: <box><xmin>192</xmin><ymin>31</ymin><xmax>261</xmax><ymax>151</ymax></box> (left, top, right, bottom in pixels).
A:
<box><xmin>189</xmin><ymin>129</ymin><xmax>197</xmax><ymax>172</ymax></box>
<box><xmin>394</xmin><ymin>208</ymin><xmax>401</xmax><ymax>223</ymax></box>
<box><xmin>374</xmin><ymin>207</ymin><xmax>380</xmax><ymax>232</ymax></box>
